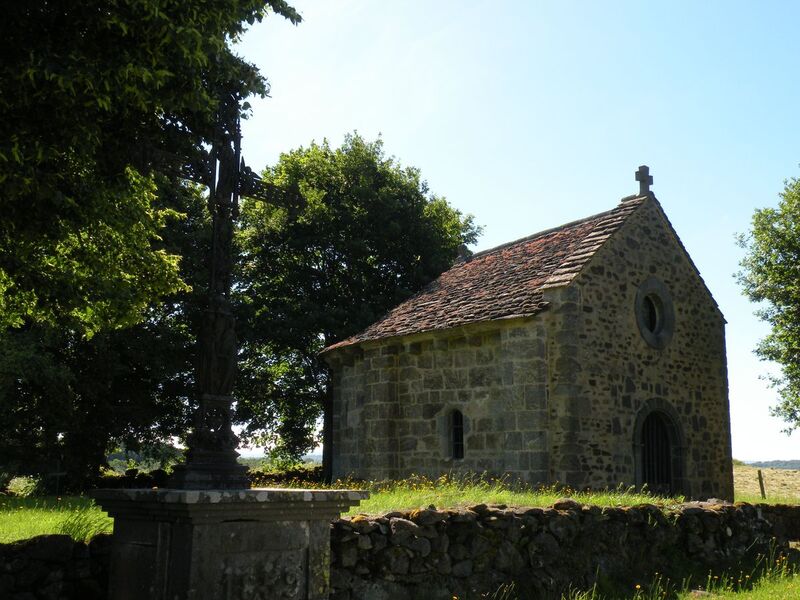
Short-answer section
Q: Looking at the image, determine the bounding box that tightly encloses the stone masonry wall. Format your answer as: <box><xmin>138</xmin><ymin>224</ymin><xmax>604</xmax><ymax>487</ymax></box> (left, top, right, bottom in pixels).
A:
<box><xmin>330</xmin><ymin>502</ymin><xmax>796</xmax><ymax>600</ymax></box>
<box><xmin>329</xmin><ymin>321</ymin><xmax>549</xmax><ymax>482</ymax></box>
<box><xmin>0</xmin><ymin>534</ymin><xmax>110</xmax><ymax>600</ymax></box>
<box><xmin>544</xmin><ymin>198</ymin><xmax>733</xmax><ymax>498</ymax></box>
<box><xmin>4</xmin><ymin>503</ymin><xmax>800</xmax><ymax>600</ymax></box>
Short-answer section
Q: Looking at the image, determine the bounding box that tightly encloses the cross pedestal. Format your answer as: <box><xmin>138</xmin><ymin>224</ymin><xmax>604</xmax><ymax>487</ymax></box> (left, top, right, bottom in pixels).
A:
<box><xmin>93</xmin><ymin>488</ymin><xmax>368</xmax><ymax>600</ymax></box>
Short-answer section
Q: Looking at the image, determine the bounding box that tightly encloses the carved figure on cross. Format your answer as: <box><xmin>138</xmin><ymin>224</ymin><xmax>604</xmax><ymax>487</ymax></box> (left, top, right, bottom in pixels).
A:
<box><xmin>170</xmin><ymin>92</ymin><xmax>302</xmax><ymax>489</ymax></box>
<box><xmin>636</xmin><ymin>165</ymin><xmax>653</xmax><ymax>195</ymax></box>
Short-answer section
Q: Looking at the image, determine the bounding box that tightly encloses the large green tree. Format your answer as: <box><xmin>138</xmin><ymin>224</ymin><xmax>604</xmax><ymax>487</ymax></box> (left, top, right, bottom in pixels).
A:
<box><xmin>0</xmin><ymin>0</ymin><xmax>299</xmax><ymax>333</ymax></box>
<box><xmin>0</xmin><ymin>1</ymin><xmax>301</xmax><ymax>482</ymax></box>
<box><xmin>739</xmin><ymin>175</ymin><xmax>800</xmax><ymax>430</ymax></box>
<box><xmin>0</xmin><ymin>180</ymin><xmax>208</xmax><ymax>485</ymax></box>
<box><xmin>0</xmin><ymin>134</ymin><xmax>479</xmax><ymax>483</ymax></box>
<box><xmin>236</xmin><ymin>134</ymin><xmax>480</xmax><ymax>475</ymax></box>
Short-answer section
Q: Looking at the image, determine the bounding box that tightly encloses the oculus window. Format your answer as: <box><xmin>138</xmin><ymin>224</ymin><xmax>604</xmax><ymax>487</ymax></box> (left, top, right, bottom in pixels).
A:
<box><xmin>635</xmin><ymin>277</ymin><xmax>675</xmax><ymax>349</ymax></box>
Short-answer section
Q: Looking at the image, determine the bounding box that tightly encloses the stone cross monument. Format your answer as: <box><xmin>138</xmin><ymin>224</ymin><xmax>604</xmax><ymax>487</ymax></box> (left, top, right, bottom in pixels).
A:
<box><xmin>169</xmin><ymin>94</ymin><xmax>260</xmax><ymax>490</ymax></box>
<box><xmin>166</xmin><ymin>92</ymin><xmax>309</xmax><ymax>488</ymax></box>
<box><xmin>94</xmin><ymin>94</ymin><xmax>367</xmax><ymax>600</ymax></box>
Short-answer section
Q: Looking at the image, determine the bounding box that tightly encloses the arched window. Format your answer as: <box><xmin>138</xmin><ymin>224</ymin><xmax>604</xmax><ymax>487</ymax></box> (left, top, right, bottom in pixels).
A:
<box><xmin>451</xmin><ymin>410</ymin><xmax>465</xmax><ymax>460</ymax></box>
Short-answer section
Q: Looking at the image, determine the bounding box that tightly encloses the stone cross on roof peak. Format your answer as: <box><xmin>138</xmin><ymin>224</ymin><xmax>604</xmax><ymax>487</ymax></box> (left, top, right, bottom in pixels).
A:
<box><xmin>635</xmin><ymin>165</ymin><xmax>653</xmax><ymax>195</ymax></box>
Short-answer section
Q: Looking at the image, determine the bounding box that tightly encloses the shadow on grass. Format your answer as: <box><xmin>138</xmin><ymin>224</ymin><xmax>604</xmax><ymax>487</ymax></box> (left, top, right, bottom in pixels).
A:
<box><xmin>483</xmin><ymin>544</ymin><xmax>800</xmax><ymax>600</ymax></box>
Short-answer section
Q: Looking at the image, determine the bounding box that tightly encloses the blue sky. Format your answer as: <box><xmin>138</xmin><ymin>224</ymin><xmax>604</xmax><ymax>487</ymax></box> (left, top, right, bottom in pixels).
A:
<box><xmin>236</xmin><ymin>1</ymin><xmax>800</xmax><ymax>461</ymax></box>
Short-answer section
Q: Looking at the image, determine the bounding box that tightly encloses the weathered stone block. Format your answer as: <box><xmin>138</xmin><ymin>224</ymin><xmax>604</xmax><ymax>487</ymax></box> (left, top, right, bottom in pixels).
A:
<box><xmin>466</xmin><ymin>434</ymin><xmax>484</xmax><ymax>451</ymax></box>
<box><xmin>450</xmin><ymin>559</ymin><xmax>473</xmax><ymax>578</ymax></box>
<box><xmin>398</xmin><ymin>437</ymin><xmax>417</xmax><ymax>452</ymax></box>
<box><xmin>468</xmin><ymin>366</ymin><xmax>499</xmax><ymax>388</ymax></box>
<box><xmin>475</xmin><ymin>348</ymin><xmax>494</xmax><ymax>365</ymax></box>
<box><xmin>504</xmin><ymin>432</ymin><xmax>523</xmax><ymax>451</ymax></box>
<box><xmin>516</xmin><ymin>410</ymin><xmax>542</xmax><ymax>430</ymax></box>
<box><xmin>93</xmin><ymin>488</ymin><xmax>367</xmax><ymax>600</ymax></box>
<box><xmin>422</xmin><ymin>403</ymin><xmax>443</xmax><ymax>419</ymax></box>
<box><xmin>443</xmin><ymin>369</ymin><xmax>468</xmax><ymax>389</ymax></box>
<box><xmin>421</xmin><ymin>372</ymin><xmax>442</xmax><ymax>391</ymax></box>
<box><xmin>398</xmin><ymin>367</ymin><xmax>420</xmax><ymax>381</ymax></box>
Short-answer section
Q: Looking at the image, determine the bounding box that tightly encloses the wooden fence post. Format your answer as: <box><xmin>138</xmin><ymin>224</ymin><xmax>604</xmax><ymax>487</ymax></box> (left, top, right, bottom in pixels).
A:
<box><xmin>757</xmin><ymin>469</ymin><xmax>766</xmax><ymax>500</ymax></box>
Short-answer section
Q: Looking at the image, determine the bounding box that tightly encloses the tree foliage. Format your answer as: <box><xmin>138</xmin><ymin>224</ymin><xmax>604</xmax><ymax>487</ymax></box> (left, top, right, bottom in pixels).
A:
<box><xmin>0</xmin><ymin>181</ymin><xmax>208</xmax><ymax>484</ymax></box>
<box><xmin>0</xmin><ymin>132</ymin><xmax>478</xmax><ymax>481</ymax></box>
<box><xmin>738</xmin><ymin>175</ymin><xmax>800</xmax><ymax>430</ymax></box>
<box><xmin>0</xmin><ymin>3</ymin><xmax>483</xmax><ymax>478</ymax></box>
<box><xmin>0</xmin><ymin>0</ymin><xmax>301</xmax><ymax>483</ymax></box>
<box><xmin>0</xmin><ymin>0</ymin><xmax>299</xmax><ymax>333</ymax></box>
<box><xmin>236</xmin><ymin>133</ymin><xmax>481</xmax><ymax>457</ymax></box>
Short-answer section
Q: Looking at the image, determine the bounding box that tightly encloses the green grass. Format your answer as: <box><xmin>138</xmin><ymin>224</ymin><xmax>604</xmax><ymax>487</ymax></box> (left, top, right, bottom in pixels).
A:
<box><xmin>259</xmin><ymin>473</ymin><xmax>684</xmax><ymax>515</ymax></box>
<box><xmin>338</xmin><ymin>474</ymin><xmax>682</xmax><ymax>516</ymax></box>
<box><xmin>683</xmin><ymin>554</ymin><xmax>798</xmax><ymax>599</ymax></box>
<box><xmin>2</xmin><ymin>465</ymin><xmax>790</xmax><ymax>546</ymax></box>
<box><xmin>558</xmin><ymin>547</ymin><xmax>799</xmax><ymax>600</ymax></box>
<box><xmin>485</xmin><ymin>570</ymin><xmax>800</xmax><ymax>600</ymax></box>
<box><xmin>2</xmin><ymin>475</ymin><xmax>799</xmax><ymax>600</ymax></box>
<box><xmin>0</xmin><ymin>474</ymin><xmax>678</xmax><ymax>544</ymax></box>
<box><xmin>1</xmin><ymin>471</ymin><xmax>796</xmax><ymax>546</ymax></box>
<box><xmin>273</xmin><ymin>469</ymin><xmax>800</xmax><ymax>513</ymax></box>
<box><xmin>734</xmin><ymin>492</ymin><xmax>800</xmax><ymax>505</ymax></box>
<box><xmin>700</xmin><ymin>575</ymin><xmax>800</xmax><ymax>599</ymax></box>
<box><xmin>0</xmin><ymin>496</ymin><xmax>112</xmax><ymax>543</ymax></box>
<box><xmin>565</xmin><ymin>577</ymin><xmax>800</xmax><ymax>600</ymax></box>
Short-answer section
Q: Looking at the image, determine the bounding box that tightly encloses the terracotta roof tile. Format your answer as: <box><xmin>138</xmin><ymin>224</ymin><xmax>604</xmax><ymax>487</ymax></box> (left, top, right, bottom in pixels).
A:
<box><xmin>324</xmin><ymin>195</ymin><xmax>646</xmax><ymax>352</ymax></box>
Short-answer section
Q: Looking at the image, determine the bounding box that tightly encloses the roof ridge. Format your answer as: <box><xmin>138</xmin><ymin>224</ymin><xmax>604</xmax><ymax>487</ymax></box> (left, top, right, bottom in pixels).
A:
<box><xmin>539</xmin><ymin>196</ymin><xmax>645</xmax><ymax>290</ymax></box>
<box><xmin>322</xmin><ymin>194</ymin><xmax>649</xmax><ymax>354</ymax></box>
<box><xmin>466</xmin><ymin>195</ymin><xmax>647</xmax><ymax>260</ymax></box>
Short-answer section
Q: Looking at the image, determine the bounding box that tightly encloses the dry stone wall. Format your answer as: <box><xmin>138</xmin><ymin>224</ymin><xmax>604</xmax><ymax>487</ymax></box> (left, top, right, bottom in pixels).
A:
<box><xmin>3</xmin><ymin>503</ymin><xmax>800</xmax><ymax>600</ymax></box>
<box><xmin>0</xmin><ymin>534</ymin><xmax>110</xmax><ymax>600</ymax></box>
<box><xmin>330</xmin><ymin>502</ymin><xmax>795</xmax><ymax>600</ymax></box>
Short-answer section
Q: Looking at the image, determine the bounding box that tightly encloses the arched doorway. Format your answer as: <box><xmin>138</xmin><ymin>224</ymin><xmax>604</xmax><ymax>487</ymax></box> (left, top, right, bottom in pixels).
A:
<box><xmin>641</xmin><ymin>412</ymin><xmax>672</xmax><ymax>494</ymax></box>
<box><xmin>633</xmin><ymin>402</ymin><xmax>684</xmax><ymax>495</ymax></box>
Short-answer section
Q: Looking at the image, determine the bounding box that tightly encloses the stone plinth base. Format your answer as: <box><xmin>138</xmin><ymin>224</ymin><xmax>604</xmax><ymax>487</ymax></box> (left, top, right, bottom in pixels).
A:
<box><xmin>168</xmin><ymin>448</ymin><xmax>250</xmax><ymax>490</ymax></box>
<box><xmin>93</xmin><ymin>488</ymin><xmax>368</xmax><ymax>600</ymax></box>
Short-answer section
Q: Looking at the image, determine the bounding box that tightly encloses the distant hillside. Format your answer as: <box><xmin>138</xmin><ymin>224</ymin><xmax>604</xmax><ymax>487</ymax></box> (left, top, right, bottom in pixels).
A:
<box><xmin>747</xmin><ymin>460</ymin><xmax>800</xmax><ymax>470</ymax></box>
<box><xmin>237</xmin><ymin>454</ymin><xmax>322</xmax><ymax>468</ymax></box>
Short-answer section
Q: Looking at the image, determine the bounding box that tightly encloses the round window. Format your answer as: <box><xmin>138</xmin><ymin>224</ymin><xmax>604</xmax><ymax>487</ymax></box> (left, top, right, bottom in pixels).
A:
<box><xmin>642</xmin><ymin>294</ymin><xmax>663</xmax><ymax>334</ymax></box>
<box><xmin>635</xmin><ymin>278</ymin><xmax>674</xmax><ymax>349</ymax></box>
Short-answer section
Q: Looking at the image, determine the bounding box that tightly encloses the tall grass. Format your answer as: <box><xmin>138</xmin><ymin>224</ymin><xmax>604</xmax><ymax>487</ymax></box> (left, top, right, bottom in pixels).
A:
<box><xmin>257</xmin><ymin>472</ymin><xmax>684</xmax><ymax>515</ymax></box>
<box><xmin>335</xmin><ymin>473</ymin><xmax>684</xmax><ymax>515</ymax></box>
<box><xmin>550</xmin><ymin>544</ymin><xmax>798</xmax><ymax>599</ymax></box>
<box><xmin>0</xmin><ymin>474</ymin><xmax>676</xmax><ymax>543</ymax></box>
<box><xmin>57</xmin><ymin>507</ymin><xmax>114</xmax><ymax>542</ymax></box>
<box><xmin>0</xmin><ymin>496</ymin><xmax>112</xmax><ymax>543</ymax></box>
<box><xmin>705</xmin><ymin>575</ymin><xmax>800</xmax><ymax>599</ymax></box>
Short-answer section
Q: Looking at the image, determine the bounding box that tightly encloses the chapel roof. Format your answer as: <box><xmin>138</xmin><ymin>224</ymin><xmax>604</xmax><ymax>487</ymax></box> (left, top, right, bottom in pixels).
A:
<box><xmin>324</xmin><ymin>194</ymin><xmax>648</xmax><ymax>353</ymax></box>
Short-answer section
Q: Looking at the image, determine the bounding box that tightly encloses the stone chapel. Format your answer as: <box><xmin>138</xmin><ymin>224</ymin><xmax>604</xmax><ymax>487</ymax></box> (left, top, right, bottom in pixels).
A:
<box><xmin>322</xmin><ymin>168</ymin><xmax>734</xmax><ymax>500</ymax></box>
